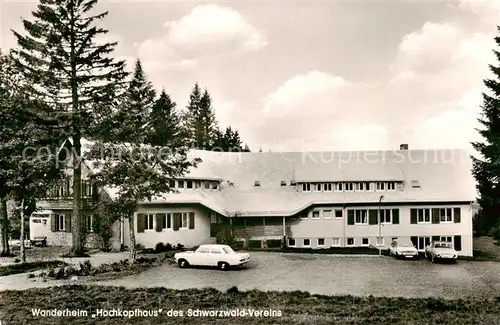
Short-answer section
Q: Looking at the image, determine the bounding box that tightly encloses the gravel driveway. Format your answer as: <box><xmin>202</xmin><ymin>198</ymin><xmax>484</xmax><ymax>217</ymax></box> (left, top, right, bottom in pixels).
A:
<box><xmin>100</xmin><ymin>252</ymin><xmax>500</xmax><ymax>299</ymax></box>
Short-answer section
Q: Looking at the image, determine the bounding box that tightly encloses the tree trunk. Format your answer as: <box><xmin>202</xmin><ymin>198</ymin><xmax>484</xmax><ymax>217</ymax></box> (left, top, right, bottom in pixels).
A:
<box><xmin>70</xmin><ymin>5</ymin><xmax>84</xmax><ymax>257</ymax></box>
<box><xmin>20</xmin><ymin>199</ymin><xmax>26</xmax><ymax>263</ymax></box>
<box><xmin>72</xmin><ymin>136</ymin><xmax>84</xmax><ymax>256</ymax></box>
<box><xmin>129</xmin><ymin>212</ymin><xmax>136</xmax><ymax>263</ymax></box>
<box><xmin>0</xmin><ymin>196</ymin><xmax>10</xmax><ymax>256</ymax></box>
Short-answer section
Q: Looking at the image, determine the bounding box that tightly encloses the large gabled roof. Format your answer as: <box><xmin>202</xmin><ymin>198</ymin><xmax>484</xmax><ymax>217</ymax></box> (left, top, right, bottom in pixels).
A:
<box><xmin>61</xmin><ymin>138</ymin><xmax>477</xmax><ymax>217</ymax></box>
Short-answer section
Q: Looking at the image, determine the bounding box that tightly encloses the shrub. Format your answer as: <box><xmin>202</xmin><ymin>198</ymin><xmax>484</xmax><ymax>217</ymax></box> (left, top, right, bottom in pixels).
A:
<box><xmin>164</xmin><ymin>243</ymin><xmax>172</xmax><ymax>251</ymax></box>
<box><xmin>488</xmin><ymin>224</ymin><xmax>500</xmax><ymax>240</ymax></box>
<box><xmin>232</xmin><ymin>241</ymin><xmax>245</xmax><ymax>250</ymax></box>
<box><xmin>216</xmin><ymin>226</ymin><xmax>235</xmax><ymax>246</ymax></box>
<box><xmin>267</xmin><ymin>239</ymin><xmax>282</xmax><ymax>248</ymax></box>
<box><xmin>79</xmin><ymin>260</ymin><xmax>92</xmax><ymax>276</ymax></box>
<box><xmin>248</xmin><ymin>240</ymin><xmax>262</xmax><ymax>249</ymax></box>
<box><xmin>14</xmin><ymin>258</ymin><xmax>21</xmax><ymax>263</ymax></box>
<box><xmin>155</xmin><ymin>242</ymin><xmax>165</xmax><ymax>253</ymax></box>
<box><xmin>227</xmin><ymin>286</ymin><xmax>239</xmax><ymax>295</ymax></box>
<box><xmin>135</xmin><ymin>243</ymin><xmax>145</xmax><ymax>251</ymax></box>
<box><xmin>174</xmin><ymin>243</ymin><xmax>184</xmax><ymax>251</ymax></box>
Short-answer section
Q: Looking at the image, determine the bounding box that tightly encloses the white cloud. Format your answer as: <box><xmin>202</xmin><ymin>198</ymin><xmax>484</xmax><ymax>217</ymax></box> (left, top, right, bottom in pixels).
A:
<box><xmin>135</xmin><ymin>4</ymin><xmax>266</xmax><ymax>71</ymax></box>
<box><xmin>262</xmin><ymin>71</ymin><xmax>349</xmax><ymax>119</ymax></box>
<box><xmin>458</xmin><ymin>0</ymin><xmax>500</xmax><ymax>26</ymax></box>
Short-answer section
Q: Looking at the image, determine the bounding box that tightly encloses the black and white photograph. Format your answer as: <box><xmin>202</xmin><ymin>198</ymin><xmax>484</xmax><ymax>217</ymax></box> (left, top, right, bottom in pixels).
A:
<box><xmin>0</xmin><ymin>0</ymin><xmax>499</xmax><ymax>324</ymax></box>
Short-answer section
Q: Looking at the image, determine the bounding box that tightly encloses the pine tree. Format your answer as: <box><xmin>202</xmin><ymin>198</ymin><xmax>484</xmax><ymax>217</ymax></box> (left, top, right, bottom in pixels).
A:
<box><xmin>184</xmin><ymin>84</ymin><xmax>218</xmax><ymax>149</ymax></box>
<box><xmin>114</xmin><ymin>60</ymin><xmax>155</xmax><ymax>141</ymax></box>
<box><xmin>471</xmin><ymin>26</ymin><xmax>500</xmax><ymax>236</ymax></box>
<box><xmin>213</xmin><ymin>126</ymin><xmax>250</xmax><ymax>152</ymax></box>
<box><xmin>147</xmin><ymin>89</ymin><xmax>185</xmax><ymax>147</ymax></box>
<box><xmin>11</xmin><ymin>0</ymin><xmax>127</xmax><ymax>256</ymax></box>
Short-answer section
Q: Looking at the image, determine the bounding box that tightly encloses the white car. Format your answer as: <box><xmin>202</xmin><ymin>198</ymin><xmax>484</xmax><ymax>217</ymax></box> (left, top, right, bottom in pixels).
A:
<box><xmin>174</xmin><ymin>244</ymin><xmax>251</xmax><ymax>270</ymax></box>
<box><xmin>389</xmin><ymin>238</ymin><xmax>419</xmax><ymax>259</ymax></box>
<box><xmin>424</xmin><ymin>241</ymin><xmax>458</xmax><ymax>263</ymax></box>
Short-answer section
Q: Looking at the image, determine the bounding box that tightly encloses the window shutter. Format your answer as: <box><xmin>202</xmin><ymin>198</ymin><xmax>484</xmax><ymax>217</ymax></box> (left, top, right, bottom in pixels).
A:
<box><xmin>392</xmin><ymin>209</ymin><xmax>399</xmax><ymax>224</ymax></box>
<box><xmin>189</xmin><ymin>212</ymin><xmax>195</xmax><ymax>229</ymax></box>
<box><xmin>369</xmin><ymin>209</ymin><xmax>378</xmax><ymax>225</ymax></box>
<box><xmin>167</xmin><ymin>213</ymin><xmax>171</xmax><ymax>228</ymax></box>
<box><xmin>347</xmin><ymin>210</ymin><xmax>354</xmax><ymax>225</ymax></box>
<box><xmin>410</xmin><ymin>236</ymin><xmax>418</xmax><ymax>248</ymax></box>
<box><xmin>432</xmin><ymin>208</ymin><xmax>440</xmax><ymax>224</ymax></box>
<box><xmin>173</xmin><ymin>213</ymin><xmax>180</xmax><ymax>231</ymax></box>
<box><xmin>155</xmin><ymin>214</ymin><xmax>163</xmax><ymax>232</ymax></box>
<box><xmin>453</xmin><ymin>207</ymin><xmax>461</xmax><ymax>223</ymax></box>
<box><xmin>137</xmin><ymin>214</ymin><xmax>145</xmax><ymax>233</ymax></box>
<box><xmin>93</xmin><ymin>215</ymin><xmax>100</xmax><ymax>233</ymax></box>
<box><xmin>454</xmin><ymin>235</ymin><xmax>462</xmax><ymax>251</ymax></box>
<box><xmin>410</xmin><ymin>209</ymin><xmax>417</xmax><ymax>224</ymax></box>
<box><xmin>64</xmin><ymin>212</ymin><xmax>72</xmax><ymax>233</ymax></box>
<box><xmin>51</xmin><ymin>214</ymin><xmax>56</xmax><ymax>232</ymax></box>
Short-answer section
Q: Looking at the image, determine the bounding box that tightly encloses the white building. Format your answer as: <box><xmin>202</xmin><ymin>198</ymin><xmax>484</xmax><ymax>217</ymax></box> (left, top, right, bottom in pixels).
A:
<box><xmin>30</xmin><ymin>143</ymin><xmax>476</xmax><ymax>256</ymax></box>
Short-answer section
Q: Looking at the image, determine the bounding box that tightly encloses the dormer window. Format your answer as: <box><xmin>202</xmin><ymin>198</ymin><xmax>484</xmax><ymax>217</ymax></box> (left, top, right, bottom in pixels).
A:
<box><xmin>280</xmin><ymin>181</ymin><xmax>287</xmax><ymax>186</ymax></box>
<box><xmin>411</xmin><ymin>180</ymin><xmax>420</xmax><ymax>188</ymax></box>
<box><xmin>211</xmin><ymin>182</ymin><xmax>219</xmax><ymax>190</ymax></box>
<box><xmin>323</xmin><ymin>183</ymin><xmax>332</xmax><ymax>191</ymax></box>
<box><xmin>290</xmin><ymin>180</ymin><xmax>296</xmax><ymax>186</ymax></box>
<box><xmin>254</xmin><ymin>181</ymin><xmax>261</xmax><ymax>187</ymax></box>
<box><xmin>302</xmin><ymin>183</ymin><xmax>311</xmax><ymax>192</ymax></box>
<box><xmin>313</xmin><ymin>183</ymin><xmax>321</xmax><ymax>192</ymax></box>
<box><xmin>387</xmin><ymin>182</ymin><xmax>396</xmax><ymax>191</ymax></box>
<box><xmin>376</xmin><ymin>182</ymin><xmax>385</xmax><ymax>191</ymax></box>
<box><xmin>345</xmin><ymin>182</ymin><xmax>354</xmax><ymax>191</ymax></box>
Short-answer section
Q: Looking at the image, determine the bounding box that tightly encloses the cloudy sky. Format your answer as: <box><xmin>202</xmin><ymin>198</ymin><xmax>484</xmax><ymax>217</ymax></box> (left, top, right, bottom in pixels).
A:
<box><xmin>1</xmin><ymin>0</ymin><xmax>499</xmax><ymax>152</ymax></box>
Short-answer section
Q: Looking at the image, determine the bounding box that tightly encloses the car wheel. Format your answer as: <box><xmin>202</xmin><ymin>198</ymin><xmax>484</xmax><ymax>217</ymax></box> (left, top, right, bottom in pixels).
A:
<box><xmin>178</xmin><ymin>259</ymin><xmax>190</xmax><ymax>268</ymax></box>
<box><xmin>218</xmin><ymin>262</ymin><xmax>230</xmax><ymax>271</ymax></box>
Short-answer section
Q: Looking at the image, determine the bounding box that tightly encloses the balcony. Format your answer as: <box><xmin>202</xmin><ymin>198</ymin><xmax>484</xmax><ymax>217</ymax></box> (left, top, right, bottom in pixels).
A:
<box><xmin>40</xmin><ymin>180</ymin><xmax>97</xmax><ymax>210</ymax></box>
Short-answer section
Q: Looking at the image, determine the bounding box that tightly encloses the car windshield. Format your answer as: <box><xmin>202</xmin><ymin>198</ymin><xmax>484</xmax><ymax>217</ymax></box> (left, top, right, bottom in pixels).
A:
<box><xmin>435</xmin><ymin>243</ymin><xmax>452</xmax><ymax>248</ymax></box>
<box><xmin>397</xmin><ymin>239</ymin><xmax>415</xmax><ymax>248</ymax></box>
<box><xmin>222</xmin><ymin>246</ymin><xmax>234</xmax><ymax>254</ymax></box>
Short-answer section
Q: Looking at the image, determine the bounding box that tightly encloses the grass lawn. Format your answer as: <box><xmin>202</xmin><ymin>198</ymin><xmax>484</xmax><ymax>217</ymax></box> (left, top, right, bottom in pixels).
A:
<box><xmin>0</xmin><ymin>286</ymin><xmax>499</xmax><ymax>324</ymax></box>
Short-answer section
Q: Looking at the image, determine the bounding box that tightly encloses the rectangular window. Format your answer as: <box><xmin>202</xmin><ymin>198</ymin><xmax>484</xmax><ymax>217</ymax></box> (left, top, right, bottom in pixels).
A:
<box><xmin>376</xmin><ymin>182</ymin><xmax>385</xmax><ymax>191</ymax></box>
<box><xmin>345</xmin><ymin>183</ymin><xmax>354</xmax><ymax>191</ymax></box>
<box><xmin>86</xmin><ymin>215</ymin><xmax>93</xmax><ymax>232</ymax></box>
<box><xmin>181</xmin><ymin>213</ymin><xmax>188</xmax><ymax>228</ymax></box>
<box><xmin>288</xmin><ymin>238</ymin><xmax>296</xmax><ymax>247</ymax></box>
<box><xmin>303</xmin><ymin>238</ymin><xmax>311</xmax><ymax>247</ymax></box>
<box><xmin>362</xmin><ymin>238</ymin><xmax>369</xmax><ymax>246</ymax></box>
<box><xmin>376</xmin><ymin>237</ymin><xmax>384</xmax><ymax>246</ymax></box>
<box><xmin>145</xmin><ymin>214</ymin><xmax>154</xmax><ymax>230</ymax></box>
<box><xmin>212</xmin><ymin>182</ymin><xmax>219</xmax><ymax>190</ymax></box>
<box><xmin>302</xmin><ymin>183</ymin><xmax>311</xmax><ymax>192</ymax></box>
<box><xmin>300</xmin><ymin>212</ymin><xmax>309</xmax><ymax>219</ymax></box>
<box><xmin>440</xmin><ymin>236</ymin><xmax>452</xmax><ymax>242</ymax></box>
<box><xmin>195</xmin><ymin>181</ymin><xmax>202</xmax><ymax>188</ymax></box>
<box><xmin>313</xmin><ymin>183</ymin><xmax>321</xmax><ymax>192</ymax></box>
<box><xmin>335</xmin><ymin>183</ymin><xmax>343</xmax><ymax>192</ymax></box>
<box><xmin>290</xmin><ymin>180</ymin><xmax>297</xmax><ymax>186</ymax></box>
<box><xmin>386</xmin><ymin>182</ymin><xmax>396</xmax><ymax>191</ymax></box>
<box><xmin>280</xmin><ymin>181</ymin><xmax>287</xmax><ymax>186</ymax></box>
<box><xmin>335</xmin><ymin>210</ymin><xmax>343</xmax><ymax>219</ymax></box>
<box><xmin>418</xmin><ymin>208</ymin><xmax>431</xmax><ymax>223</ymax></box>
<box><xmin>55</xmin><ymin>214</ymin><xmax>65</xmax><ymax>232</ymax></box>
<box><xmin>417</xmin><ymin>236</ymin><xmax>431</xmax><ymax>250</ymax></box>
<box><xmin>318</xmin><ymin>238</ymin><xmax>325</xmax><ymax>246</ymax></box>
<box><xmin>210</xmin><ymin>213</ymin><xmax>218</xmax><ymax>224</ymax></box>
<box><xmin>440</xmin><ymin>208</ymin><xmax>453</xmax><ymax>222</ymax></box>
<box><xmin>323</xmin><ymin>209</ymin><xmax>332</xmax><ymax>219</ymax></box>
<box><xmin>312</xmin><ymin>211</ymin><xmax>320</xmax><ymax>219</ymax></box>
<box><xmin>332</xmin><ymin>237</ymin><xmax>340</xmax><ymax>246</ymax></box>
<box><xmin>186</xmin><ymin>180</ymin><xmax>193</xmax><ymax>189</ymax></box>
<box><xmin>323</xmin><ymin>183</ymin><xmax>332</xmax><ymax>191</ymax></box>
<box><xmin>346</xmin><ymin>238</ymin><xmax>354</xmax><ymax>246</ymax></box>
<box><xmin>177</xmin><ymin>180</ymin><xmax>184</xmax><ymax>189</ymax></box>
<box><xmin>204</xmin><ymin>181</ymin><xmax>210</xmax><ymax>189</ymax></box>
<box><xmin>169</xmin><ymin>180</ymin><xmax>176</xmax><ymax>188</ymax></box>
<box><xmin>354</xmin><ymin>210</ymin><xmax>368</xmax><ymax>224</ymax></box>
<box><xmin>380</xmin><ymin>209</ymin><xmax>392</xmax><ymax>224</ymax></box>
<box><xmin>165</xmin><ymin>213</ymin><xmax>171</xmax><ymax>229</ymax></box>
<box><xmin>365</xmin><ymin>182</ymin><xmax>371</xmax><ymax>191</ymax></box>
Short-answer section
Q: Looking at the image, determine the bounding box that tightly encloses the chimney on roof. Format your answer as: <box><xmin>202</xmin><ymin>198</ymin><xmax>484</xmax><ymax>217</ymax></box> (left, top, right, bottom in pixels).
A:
<box><xmin>399</xmin><ymin>144</ymin><xmax>409</xmax><ymax>150</ymax></box>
